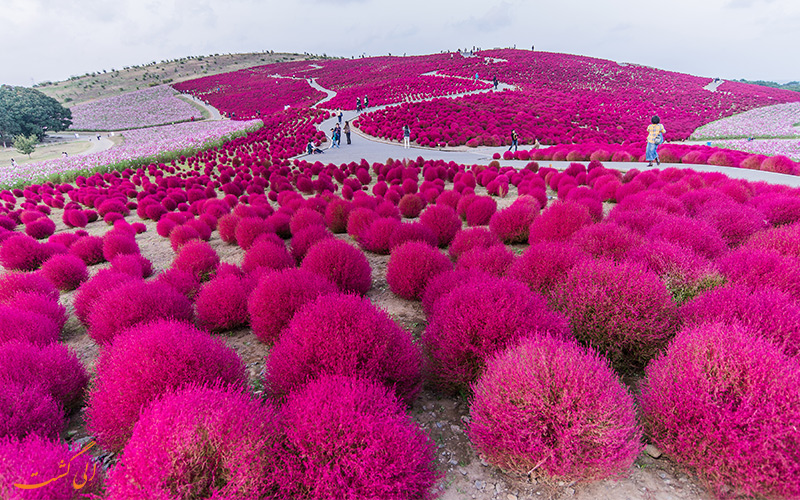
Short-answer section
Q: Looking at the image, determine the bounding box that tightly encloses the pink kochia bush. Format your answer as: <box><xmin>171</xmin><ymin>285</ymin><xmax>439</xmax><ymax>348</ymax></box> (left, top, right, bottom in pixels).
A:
<box><xmin>86</xmin><ymin>280</ymin><xmax>194</xmax><ymax>345</ymax></box>
<box><xmin>0</xmin><ymin>381</ymin><xmax>65</xmax><ymax>440</ymax></box>
<box><xmin>507</xmin><ymin>241</ymin><xmax>587</xmax><ymax>296</ymax></box>
<box><xmin>241</xmin><ymin>238</ymin><xmax>294</xmax><ymax>275</ymax></box>
<box><xmin>469</xmin><ymin>336</ymin><xmax>642</xmax><ymax>481</ymax></box>
<box><xmin>0</xmin><ymin>340</ymin><xmax>88</xmax><ymax>410</ymax></box>
<box><xmin>0</xmin><ymin>435</ymin><xmax>103</xmax><ymax>499</ymax></box>
<box><xmin>419</xmin><ymin>203</ymin><xmax>461</xmax><ymax>247</ymax></box>
<box><xmin>73</xmin><ymin>269</ymin><xmax>139</xmax><ymax>326</ymax></box>
<box><xmin>0</xmin><ymin>306</ymin><xmax>60</xmax><ymax>346</ymax></box>
<box><xmin>0</xmin><ymin>234</ymin><xmax>48</xmax><ymax>271</ymax></box>
<box><xmin>640</xmin><ymin>323</ymin><xmax>800</xmax><ymax>499</ymax></box>
<box><xmin>106</xmin><ymin>385</ymin><xmax>282</xmax><ymax>500</ymax></box>
<box><xmin>0</xmin><ymin>272</ymin><xmax>58</xmax><ymax>303</ymax></box>
<box><xmin>528</xmin><ymin>200</ymin><xmax>593</xmax><ymax>243</ymax></box>
<box><xmin>247</xmin><ymin>268</ymin><xmax>337</xmax><ymax>345</ymax></box>
<box><xmin>554</xmin><ymin>258</ymin><xmax>681</xmax><ymax>367</ymax></box>
<box><xmin>489</xmin><ymin>196</ymin><xmax>539</xmax><ymax>243</ymax></box>
<box><xmin>423</xmin><ymin>277</ymin><xmax>570</xmax><ymax>392</ymax></box>
<box><xmin>301</xmin><ymin>238</ymin><xmax>372</xmax><ymax>295</ymax></box>
<box><xmin>172</xmin><ymin>240</ymin><xmax>220</xmax><ymax>281</ymax></box>
<box><xmin>386</xmin><ymin>241</ymin><xmax>452</xmax><ymax>300</ymax></box>
<box><xmin>681</xmin><ymin>284</ymin><xmax>800</xmax><ymax>357</ymax></box>
<box><xmin>264</xmin><ymin>293</ymin><xmax>423</xmax><ymax>404</ymax></box>
<box><xmin>276</xmin><ymin>375</ymin><xmax>440</xmax><ymax>500</ymax></box>
<box><xmin>86</xmin><ymin>320</ymin><xmax>247</xmax><ymax>453</ymax></box>
<box><xmin>194</xmin><ymin>273</ymin><xmax>250</xmax><ymax>332</ymax></box>
<box><xmin>448</xmin><ymin>227</ymin><xmax>503</xmax><ymax>260</ymax></box>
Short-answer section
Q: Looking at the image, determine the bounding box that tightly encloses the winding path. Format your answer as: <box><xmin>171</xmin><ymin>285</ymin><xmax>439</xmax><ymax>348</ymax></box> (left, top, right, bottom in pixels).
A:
<box><xmin>298</xmin><ymin>78</ymin><xmax>800</xmax><ymax>188</ymax></box>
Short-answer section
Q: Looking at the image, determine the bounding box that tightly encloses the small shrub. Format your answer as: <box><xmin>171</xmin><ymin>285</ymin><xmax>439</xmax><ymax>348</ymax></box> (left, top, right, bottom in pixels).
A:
<box><xmin>421</xmin><ymin>268</ymin><xmax>492</xmax><ymax>316</ymax></box>
<box><xmin>86</xmin><ymin>280</ymin><xmax>194</xmax><ymax>345</ymax></box>
<box><xmin>264</xmin><ymin>294</ymin><xmax>423</xmax><ymax>404</ymax></box>
<box><xmin>647</xmin><ymin>214</ymin><xmax>727</xmax><ymax>259</ymax></box>
<box><xmin>386</xmin><ymin>241</ymin><xmax>452</xmax><ymax>300</ymax></box>
<box><xmin>106</xmin><ymin>385</ymin><xmax>281</xmax><ymax>500</ymax></box>
<box><xmin>290</xmin><ymin>225</ymin><xmax>333</xmax><ymax>262</ymax></box>
<box><xmin>325</xmin><ymin>198</ymin><xmax>352</xmax><ymax>233</ymax></box>
<box><xmin>0</xmin><ymin>340</ymin><xmax>88</xmax><ymax>409</ymax></box>
<box><xmin>0</xmin><ymin>306</ymin><xmax>60</xmax><ymax>346</ymax></box>
<box><xmin>469</xmin><ymin>335</ymin><xmax>642</xmax><ymax>481</ymax></box>
<box><xmin>346</xmin><ymin>207</ymin><xmax>378</xmax><ymax>242</ymax></box>
<box><xmin>528</xmin><ymin>201</ymin><xmax>592</xmax><ymax>243</ymax></box>
<box><xmin>489</xmin><ymin>196</ymin><xmax>539</xmax><ymax>243</ymax></box>
<box><xmin>69</xmin><ymin>235</ymin><xmax>105</xmax><ymax>265</ymax></box>
<box><xmin>359</xmin><ymin>217</ymin><xmax>401</xmax><ymax>254</ymax></box>
<box><xmin>195</xmin><ymin>274</ymin><xmax>250</xmax><ymax>332</ymax></box>
<box><xmin>571</xmin><ymin>222</ymin><xmax>642</xmax><ymax>261</ymax></box>
<box><xmin>73</xmin><ymin>269</ymin><xmax>139</xmax><ymax>326</ymax></box>
<box><xmin>554</xmin><ymin>258</ymin><xmax>681</xmax><ymax>368</ymax></box>
<box><xmin>0</xmin><ymin>382</ymin><xmax>64</xmax><ymax>440</ymax></box>
<box><xmin>248</xmin><ymin>267</ymin><xmax>337</xmax><ymax>345</ymax></box>
<box><xmin>456</xmin><ymin>244</ymin><xmax>515</xmax><ymax>276</ymax></box>
<box><xmin>717</xmin><ymin>247</ymin><xmax>800</xmax><ymax>298</ymax></box>
<box><xmin>301</xmin><ymin>238</ymin><xmax>372</xmax><ymax>295</ymax></box>
<box><xmin>102</xmin><ymin>230</ymin><xmax>139</xmax><ymax>261</ymax></box>
<box><xmin>0</xmin><ymin>272</ymin><xmax>58</xmax><ymax>303</ymax></box>
<box><xmin>1</xmin><ymin>234</ymin><xmax>47</xmax><ymax>271</ymax></box>
<box><xmin>419</xmin><ymin>203</ymin><xmax>461</xmax><ymax>247</ymax></box>
<box><xmin>6</xmin><ymin>292</ymin><xmax>67</xmax><ymax>332</ymax></box>
<box><xmin>388</xmin><ymin>221</ymin><xmax>439</xmax><ymax>251</ymax></box>
<box><xmin>39</xmin><ymin>254</ymin><xmax>88</xmax><ymax>290</ymax></box>
<box><xmin>157</xmin><ymin>268</ymin><xmax>201</xmax><ymax>300</ymax></box>
<box><xmin>641</xmin><ymin>323</ymin><xmax>800</xmax><ymax>499</ymax></box>
<box><xmin>85</xmin><ymin>320</ymin><xmax>247</xmax><ymax>452</ymax></box>
<box><xmin>465</xmin><ymin>196</ymin><xmax>497</xmax><ymax>226</ymax></box>
<box><xmin>398</xmin><ymin>193</ymin><xmax>426</xmax><ymax>218</ymax></box>
<box><xmin>507</xmin><ymin>241</ymin><xmax>587</xmax><ymax>296</ymax></box>
<box><xmin>275</xmin><ymin>375</ymin><xmax>440</xmax><ymax>499</ymax></box>
<box><xmin>448</xmin><ymin>227</ymin><xmax>502</xmax><ymax>260</ymax></box>
<box><xmin>423</xmin><ymin>277</ymin><xmax>569</xmax><ymax>392</ymax></box>
<box><xmin>24</xmin><ymin>217</ymin><xmax>56</xmax><ymax>240</ymax></box>
<box><xmin>172</xmin><ymin>239</ymin><xmax>220</xmax><ymax>281</ymax></box>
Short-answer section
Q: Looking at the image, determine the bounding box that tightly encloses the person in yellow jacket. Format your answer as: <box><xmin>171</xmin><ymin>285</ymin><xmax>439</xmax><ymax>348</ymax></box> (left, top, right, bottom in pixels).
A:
<box><xmin>646</xmin><ymin>116</ymin><xmax>666</xmax><ymax>167</ymax></box>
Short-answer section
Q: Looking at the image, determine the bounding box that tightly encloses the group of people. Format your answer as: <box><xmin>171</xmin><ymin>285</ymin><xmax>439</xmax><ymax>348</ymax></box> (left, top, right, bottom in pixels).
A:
<box><xmin>356</xmin><ymin>96</ymin><xmax>369</xmax><ymax>112</ymax></box>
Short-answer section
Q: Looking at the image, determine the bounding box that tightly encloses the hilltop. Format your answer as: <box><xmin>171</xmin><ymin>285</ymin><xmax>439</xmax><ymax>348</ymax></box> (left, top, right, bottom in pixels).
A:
<box><xmin>33</xmin><ymin>51</ymin><xmax>316</xmax><ymax>106</ymax></box>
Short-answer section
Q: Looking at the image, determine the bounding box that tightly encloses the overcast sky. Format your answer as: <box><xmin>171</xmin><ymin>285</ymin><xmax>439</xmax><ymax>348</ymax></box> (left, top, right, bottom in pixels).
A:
<box><xmin>3</xmin><ymin>0</ymin><xmax>799</xmax><ymax>87</ymax></box>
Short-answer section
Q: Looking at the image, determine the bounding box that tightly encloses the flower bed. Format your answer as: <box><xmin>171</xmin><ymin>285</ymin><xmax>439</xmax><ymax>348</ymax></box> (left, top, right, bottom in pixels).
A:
<box><xmin>691</xmin><ymin>102</ymin><xmax>800</xmax><ymax>139</ymax></box>
<box><xmin>69</xmin><ymin>85</ymin><xmax>203</xmax><ymax>131</ymax></box>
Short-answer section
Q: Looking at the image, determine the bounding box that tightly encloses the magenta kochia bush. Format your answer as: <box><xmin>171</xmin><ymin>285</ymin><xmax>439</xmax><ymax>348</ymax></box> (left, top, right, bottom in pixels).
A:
<box><xmin>86</xmin><ymin>280</ymin><xmax>194</xmax><ymax>345</ymax></box>
<box><xmin>489</xmin><ymin>196</ymin><xmax>539</xmax><ymax>244</ymax></box>
<box><xmin>86</xmin><ymin>320</ymin><xmax>247</xmax><ymax>453</ymax></box>
<box><xmin>171</xmin><ymin>239</ymin><xmax>220</xmax><ymax>281</ymax></box>
<box><xmin>194</xmin><ymin>273</ymin><xmax>250</xmax><ymax>332</ymax></box>
<box><xmin>507</xmin><ymin>241</ymin><xmax>587</xmax><ymax>296</ymax></box>
<box><xmin>69</xmin><ymin>235</ymin><xmax>105</xmax><ymax>265</ymax></box>
<box><xmin>0</xmin><ymin>434</ymin><xmax>103</xmax><ymax>499</ymax></box>
<box><xmin>469</xmin><ymin>336</ymin><xmax>642</xmax><ymax>481</ymax></box>
<box><xmin>528</xmin><ymin>201</ymin><xmax>592</xmax><ymax>243</ymax></box>
<box><xmin>423</xmin><ymin>277</ymin><xmax>570</xmax><ymax>392</ymax></box>
<box><xmin>465</xmin><ymin>195</ymin><xmax>497</xmax><ymax>226</ymax></box>
<box><xmin>0</xmin><ymin>234</ymin><xmax>47</xmax><ymax>271</ymax></box>
<box><xmin>248</xmin><ymin>268</ymin><xmax>337</xmax><ymax>345</ymax></box>
<box><xmin>640</xmin><ymin>323</ymin><xmax>800</xmax><ymax>499</ymax></box>
<box><xmin>264</xmin><ymin>293</ymin><xmax>423</xmax><ymax>404</ymax></box>
<box><xmin>73</xmin><ymin>269</ymin><xmax>140</xmax><ymax>326</ymax></box>
<box><xmin>681</xmin><ymin>284</ymin><xmax>800</xmax><ymax>357</ymax></box>
<box><xmin>276</xmin><ymin>375</ymin><xmax>440</xmax><ymax>500</ymax></box>
<box><xmin>241</xmin><ymin>238</ymin><xmax>294</xmax><ymax>275</ymax></box>
<box><xmin>0</xmin><ymin>382</ymin><xmax>64</xmax><ymax>440</ymax></box>
<box><xmin>386</xmin><ymin>241</ymin><xmax>452</xmax><ymax>300</ymax></box>
<box><xmin>0</xmin><ymin>341</ymin><xmax>88</xmax><ymax>410</ymax></box>
<box><xmin>554</xmin><ymin>258</ymin><xmax>681</xmax><ymax>367</ymax></box>
<box><xmin>106</xmin><ymin>385</ymin><xmax>281</xmax><ymax>500</ymax></box>
<box><xmin>419</xmin><ymin>204</ymin><xmax>461</xmax><ymax>247</ymax></box>
<box><xmin>301</xmin><ymin>238</ymin><xmax>372</xmax><ymax>295</ymax></box>
<box><xmin>421</xmin><ymin>269</ymin><xmax>492</xmax><ymax>316</ymax></box>
<box><xmin>448</xmin><ymin>227</ymin><xmax>502</xmax><ymax>260</ymax></box>
<box><xmin>39</xmin><ymin>254</ymin><xmax>88</xmax><ymax>290</ymax></box>
<box><xmin>0</xmin><ymin>272</ymin><xmax>58</xmax><ymax>303</ymax></box>
<box><xmin>0</xmin><ymin>306</ymin><xmax>60</xmax><ymax>346</ymax></box>
<box><xmin>456</xmin><ymin>244</ymin><xmax>515</xmax><ymax>277</ymax></box>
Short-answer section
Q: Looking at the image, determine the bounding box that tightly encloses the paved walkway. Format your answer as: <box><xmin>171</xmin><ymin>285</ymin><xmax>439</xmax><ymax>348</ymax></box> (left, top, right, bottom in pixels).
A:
<box><xmin>300</xmin><ymin>80</ymin><xmax>800</xmax><ymax>188</ymax></box>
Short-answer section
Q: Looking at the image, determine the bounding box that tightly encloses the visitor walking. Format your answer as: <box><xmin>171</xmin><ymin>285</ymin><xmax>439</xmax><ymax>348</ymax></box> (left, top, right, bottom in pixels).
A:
<box><xmin>403</xmin><ymin>125</ymin><xmax>411</xmax><ymax>149</ymax></box>
<box><xmin>507</xmin><ymin>130</ymin><xmax>518</xmax><ymax>152</ymax></box>
<box><xmin>338</xmin><ymin>110</ymin><xmax>343</xmax><ymax>123</ymax></box>
<box><xmin>364</xmin><ymin>95</ymin><xmax>369</xmax><ymax>108</ymax></box>
<box><xmin>645</xmin><ymin>116</ymin><xmax>666</xmax><ymax>167</ymax></box>
<box><xmin>493</xmin><ymin>76</ymin><xmax>498</xmax><ymax>90</ymax></box>
<box><xmin>356</xmin><ymin>97</ymin><xmax>362</xmax><ymax>112</ymax></box>
<box><xmin>344</xmin><ymin>121</ymin><xmax>351</xmax><ymax>145</ymax></box>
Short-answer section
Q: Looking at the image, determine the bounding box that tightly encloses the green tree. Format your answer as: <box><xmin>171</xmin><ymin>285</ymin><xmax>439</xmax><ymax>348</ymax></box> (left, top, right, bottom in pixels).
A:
<box><xmin>13</xmin><ymin>134</ymin><xmax>37</xmax><ymax>158</ymax></box>
<box><xmin>0</xmin><ymin>85</ymin><xmax>72</xmax><ymax>147</ymax></box>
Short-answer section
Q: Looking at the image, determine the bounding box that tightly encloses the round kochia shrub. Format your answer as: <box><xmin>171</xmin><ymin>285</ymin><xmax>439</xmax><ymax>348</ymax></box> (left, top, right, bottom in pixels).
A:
<box><xmin>171</xmin><ymin>239</ymin><xmax>220</xmax><ymax>281</ymax></box>
<box><xmin>73</xmin><ymin>269</ymin><xmax>139</xmax><ymax>326</ymax></box>
<box><xmin>0</xmin><ymin>234</ymin><xmax>47</xmax><ymax>271</ymax></box>
<box><xmin>507</xmin><ymin>241</ymin><xmax>587</xmax><ymax>296</ymax></box>
<box><xmin>419</xmin><ymin>203</ymin><xmax>461</xmax><ymax>247</ymax></box>
<box><xmin>0</xmin><ymin>434</ymin><xmax>103</xmax><ymax>499</ymax></box>
<box><xmin>86</xmin><ymin>320</ymin><xmax>247</xmax><ymax>453</ymax></box>
<box><xmin>86</xmin><ymin>280</ymin><xmax>194</xmax><ymax>345</ymax></box>
<box><xmin>423</xmin><ymin>277</ymin><xmax>570</xmax><ymax>393</ymax></box>
<box><xmin>0</xmin><ymin>340</ymin><xmax>88</xmax><ymax>410</ymax></box>
<box><xmin>641</xmin><ymin>323</ymin><xmax>800</xmax><ymax>499</ymax></box>
<box><xmin>276</xmin><ymin>375</ymin><xmax>440</xmax><ymax>500</ymax></box>
<box><xmin>106</xmin><ymin>385</ymin><xmax>281</xmax><ymax>500</ymax></box>
<box><xmin>448</xmin><ymin>227</ymin><xmax>502</xmax><ymax>260</ymax></box>
<box><xmin>469</xmin><ymin>336</ymin><xmax>642</xmax><ymax>481</ymax></box>
<box><xmin>489</xmin><ymin>196</ymin><xmax>539</xmax><ymax>243</ymax></box>
<box><xmin>241</xmin><ymin>238</ymin><xmax>294</xmax><ymax>275</ymax></box>
<box><xmin>554</xmin><ymin>258</ymin><xmax>681</xmax><ymax>367</ymax></box>
<box><xmin>264</xmin><ymin>293</ymin><xmax>423</xmax><ymax>404</ymax></box>
<box><xmin>465</xmin><ymin>195</ymin><xmax>497</xmax><ymax>226</ymax></box>
<box><xmin>248</xmin><ymin>268</ymin><xmax>337</xmax><ymax>345</ymax></box>
<box><xmin>194</xmin><ymin>273</ymin><xmax>250</xmax><ymax>332</ymax></box>
<box><xmin>386</xmin><ymin>241</ymin><xmax>452</xmax><ymax>300</ymax></box>
<box><xmin>0</xmin><ymin>382</ymin><xmax>64</xmax><ymax>440</ymax></box>
<box><xmin>0</xmin><ymin>272</ymin><xmax>58</xmax><ymax>303</ymax></box>
<box><xmin>301</xmin><ymin>238</ymin><xmax>372</xmax><ymax>295</ymax></box>
<box><xmin>528</xmin><ymin>200</ymin><xmax>592</xmax><ymax>243</ymax></box>
<box><xmin>0</xmin><ymin>306</ymin><xmax>60</xmax><ymax>346</ymax></box>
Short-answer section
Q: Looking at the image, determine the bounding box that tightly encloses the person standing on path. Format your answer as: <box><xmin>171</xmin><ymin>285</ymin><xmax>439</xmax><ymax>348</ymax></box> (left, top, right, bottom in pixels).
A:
<box><xmin>493</xmin><ymin>76</ymin><xmax>498</xmax><ymax>90</ymax></box>
<box><xmin>338</xmin><ymin>110</ymin><xmax>343</xmax><ymax>123</ymax></box>
<box><xmin>364</xmin><ymin>96</ymin><xmax>369</xmax><ymax>108</ymax></box>
<box><xmin>474</xmin><ymin>72</ymin><xmax>479</xmax><ymax>82</ymax></box>
<box><xmin>507</xmin><ymin>130</ymin><xmax>518</xmax><ymax>152</ymax></box>
<box><xmin>403</xmin><ymin>125</ymin><xmax>411</xmax><ymax>149</ymax></box>
<box><xmin>356</xmin><ymin>97</ymin><xmax>362</xmax><ymax>112</ymax></box>
<box><xmin>645</xmin><ymin>116</ymin><xmax>666</xmax><ymax>167</ymax></box>
<box><xmin>344</xmin><ymin>121</ymin><xmax>351</xmax><ymax>145</ymax></box>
